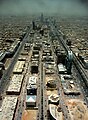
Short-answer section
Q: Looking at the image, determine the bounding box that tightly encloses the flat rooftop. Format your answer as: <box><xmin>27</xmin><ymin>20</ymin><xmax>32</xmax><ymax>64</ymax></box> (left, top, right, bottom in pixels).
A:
<box><xmin>0</xmin><ymin>96</ymin><xmax>18</xmax><ymax>120</ymax></box>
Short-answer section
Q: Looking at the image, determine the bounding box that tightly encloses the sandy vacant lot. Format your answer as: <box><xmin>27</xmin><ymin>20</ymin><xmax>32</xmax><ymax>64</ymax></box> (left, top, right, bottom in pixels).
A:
<box><xmin>66</xmin><ymin>99</ymin><xmax>88</xmax><ymax>120</ymax></box>
<box><xmin>22</xmin><ymin>110</ymin><xmax>37</xmax><ymax>120</ymax></box>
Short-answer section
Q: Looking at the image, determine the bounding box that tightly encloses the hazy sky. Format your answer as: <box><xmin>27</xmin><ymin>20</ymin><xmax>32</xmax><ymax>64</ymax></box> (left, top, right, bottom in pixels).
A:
<box><xmin>0</xmin><ymin>0</ymin><xmax>87</xmax><ymax>16</ymax></box>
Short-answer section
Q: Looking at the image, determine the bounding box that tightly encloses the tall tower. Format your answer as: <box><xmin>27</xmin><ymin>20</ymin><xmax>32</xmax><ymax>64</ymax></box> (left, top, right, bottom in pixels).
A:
<box><xmin>66</xmin><ymin>51</ymin><xmax>73</xmax><ymax>74</ymax></box>
<box><xmin>41</xmin><ymin>13</ymin><xmax>44</xmax><ymax>23</ymax></box>
<box><xmin>32</xmin><ymin>21</ymin><xmax>36</xmax><ymax>30</ymax></box>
